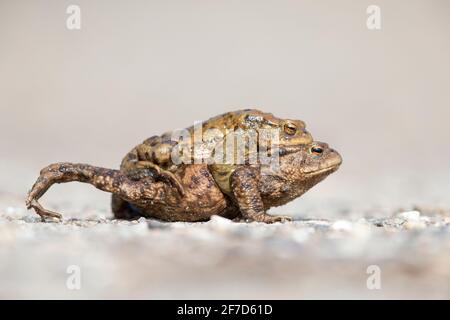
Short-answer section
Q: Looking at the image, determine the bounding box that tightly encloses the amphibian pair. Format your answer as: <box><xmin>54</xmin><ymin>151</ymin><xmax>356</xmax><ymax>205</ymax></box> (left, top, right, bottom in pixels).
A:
<box><xmin>26</xmin><ymin>109</ymin><xmax>342</xmax><ymax>223</ymax></box>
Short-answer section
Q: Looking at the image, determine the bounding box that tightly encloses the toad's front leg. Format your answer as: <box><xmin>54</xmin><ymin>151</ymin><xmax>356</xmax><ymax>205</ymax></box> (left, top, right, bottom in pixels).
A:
<box><xmin>26</xmin><ymin>162</ymin><xmax>166</xmax><ymax>221</ymax></box>
<box><xmin>127</xmin><ymin>161</ymin><xmax>184</xmax><ymax>196</ymax></box>
<box><xmin>230</xmin><ymin>166</ymin><xmax>292</xmax><ymax>223</ymax></box>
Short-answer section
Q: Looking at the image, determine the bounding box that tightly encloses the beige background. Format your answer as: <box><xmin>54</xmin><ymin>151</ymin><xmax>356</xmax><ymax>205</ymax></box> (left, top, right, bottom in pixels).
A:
<box><xmin>1</xmin><ymin>0</ymin><xmax>449</xmax><ymax>215</ymax></box>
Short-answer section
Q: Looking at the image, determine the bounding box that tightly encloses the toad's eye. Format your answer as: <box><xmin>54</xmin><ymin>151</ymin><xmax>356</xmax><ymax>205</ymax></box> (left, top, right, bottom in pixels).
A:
<box><xmin>310</xmin><ymin>146</ymin><xmax>324</xmax><ymax>155</ymax></box>
<box><xmin>283</xmin><ymin>123</ymin><xmax>297</xmax><ymax>135</ymax></box>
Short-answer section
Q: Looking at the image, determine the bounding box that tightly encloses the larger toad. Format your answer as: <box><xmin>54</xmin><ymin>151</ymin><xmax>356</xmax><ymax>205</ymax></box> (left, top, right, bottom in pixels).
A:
<box><xmin>26</xmin><ymin>109</ymin><xmax>342</xmax><ymax>223</ymax></box>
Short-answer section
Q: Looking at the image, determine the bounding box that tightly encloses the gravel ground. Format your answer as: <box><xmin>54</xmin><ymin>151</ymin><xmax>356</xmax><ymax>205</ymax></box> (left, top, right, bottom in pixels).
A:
<box><xmin>1</xmin><ymin>193</ymin><xmax>449</xmax><ymax>299</ymax></box>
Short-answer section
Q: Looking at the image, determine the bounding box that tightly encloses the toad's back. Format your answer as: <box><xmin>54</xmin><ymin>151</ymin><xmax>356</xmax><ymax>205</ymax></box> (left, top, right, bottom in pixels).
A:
<box><xmin>120</xmin><ymin>109</ymin><xmax>312</xmax><ymax>172</ymax></box>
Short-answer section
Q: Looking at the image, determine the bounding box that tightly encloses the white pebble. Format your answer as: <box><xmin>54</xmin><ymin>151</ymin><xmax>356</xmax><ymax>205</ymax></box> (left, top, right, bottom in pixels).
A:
<box><xmin>209</xmin><ymin>215</ymin><xmax>233</xmax><ymax>232</ymax></box>
<box><xmin>331</xmin><ymin>220</ymin><xmax>353</xmax><ymax>232</ymax></box>
<box><xmin>398</xmin><ymin>210</ymin><xmax>421</xmax><ymax>221</ymax></box>
<box><xmin>137</xmin><ymin>217</ymin><xmax>147</xmax><ymax>223</ymax></box>
<box><xmin>209</xmin><ymin>215</ymin><xmax>232</xmax><ymax>224</ymax></box>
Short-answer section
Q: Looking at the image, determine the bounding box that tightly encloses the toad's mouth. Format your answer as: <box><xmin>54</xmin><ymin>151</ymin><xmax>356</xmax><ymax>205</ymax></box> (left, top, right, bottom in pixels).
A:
<box><xmin>277</xmin><ymin>145</ymin><xmax>304</xmax><ymax>156</ymax></box>
<box><xmin>305</xmin><ymin>164</ymin><xmax>341</xmax><ymax>176</ymax></box>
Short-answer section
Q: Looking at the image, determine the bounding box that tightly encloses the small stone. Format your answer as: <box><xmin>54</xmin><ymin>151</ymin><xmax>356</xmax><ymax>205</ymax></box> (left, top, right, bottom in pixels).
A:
<box><xmin>208</xmin><ymin>216</ymin><xmax>236</xmax><ymax>234</ymax></box>
<box><xmin>210</xmin><ymin>215</ymin><xmax>232</xmax><ymax>224</ymax></box>
<box><xmin>331</xmin><ymin>220</ymin><xmax>353</xmax><ymax>232</ymax></box>
<box><xmin>209</xmin><ymin>215</ymin><xmax>233</xmax><ymax>231</ymax></box>
<box><xmin>398</xmin><ymin>210</ymin><xmax>421</xmax><ymax>221</ymax></box>
<box><xmin>137</xmin><ymin>217</ymin><xmax>147</xmax><ymax>223</ymax></box>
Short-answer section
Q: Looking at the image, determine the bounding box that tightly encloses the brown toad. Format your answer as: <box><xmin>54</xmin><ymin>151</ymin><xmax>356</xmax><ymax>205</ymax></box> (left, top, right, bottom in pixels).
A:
<box><xmin>26</xmin><ymin>109</ymin><xmax>342</xmax><ymax>223</ymax></box>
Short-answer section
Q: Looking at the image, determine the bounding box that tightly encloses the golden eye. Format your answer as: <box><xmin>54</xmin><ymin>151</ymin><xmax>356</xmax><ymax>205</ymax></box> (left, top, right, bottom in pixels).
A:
<box><xmin>283</xmin><ymin>123</ymin><xmax>297</xmax><ymax>135</ymax></box>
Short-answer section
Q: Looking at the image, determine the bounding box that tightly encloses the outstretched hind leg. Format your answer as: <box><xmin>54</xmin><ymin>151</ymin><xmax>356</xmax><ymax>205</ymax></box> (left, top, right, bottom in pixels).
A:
<box><xmin>26</xmin><ymin>162</ymin><xmax>164</xmax><ymax>222</ymax></box>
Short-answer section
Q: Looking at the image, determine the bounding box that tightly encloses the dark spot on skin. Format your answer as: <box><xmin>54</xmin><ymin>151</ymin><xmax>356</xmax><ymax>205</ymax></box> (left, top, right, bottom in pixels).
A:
<box><xmin>191</xmin><ymin>175</ymin><xmax>201</xmax><ymax>185</ymax></box>
<box><xmin>161</xmin><ymin>132</ymin><xmax>172</xmax><ymax>141</ymax></box>
<box><xmin>206</xmin><ymin>179</ymin><xmax>214</xmax><ymax>188</ymax></box>
<box><xmin>143</xmin><ymin>137</ymin><xmax>161</xmax><ymax>150</ymax></box>
<box><xmin>281</xmin><ymin>185</ymin><xmax>290</xmax><ymax>193</ymax></box>
<box><xmin>245</xmin><ymin>114</ymin><xmax>262</xmax><ymax>123</ymax></box>
<box><xmin>106</xmin><ymin>171</ymin><xmax>114</xmax><ymax>177</ymax></box>
<box><xmin>240</xmin><ymin>181</ymin><xmax>252</xmax><ymax>190</ymax></box>
<box><xmin>200</xmin><ymin>168</ymin><xmax>210</xmax><ymax>177</ymax></box>
<box><xmin>127</xmin><ymin>153</ymin><xmax>138</xmax><ymax>160</ymax></box>
<box><xmin>147</xmin><ymin>170</ymin><xmax>157</xmax><ymax>179</ymax></box>
<box><xmin>165</xmin><ymin>140</ymin><xmax>177</xmax><ymax>146</ymax></box>
<box><xmin>243</xmin><ymin>170</ymin><xmax>256</xmax><ymax>179</ymax></box>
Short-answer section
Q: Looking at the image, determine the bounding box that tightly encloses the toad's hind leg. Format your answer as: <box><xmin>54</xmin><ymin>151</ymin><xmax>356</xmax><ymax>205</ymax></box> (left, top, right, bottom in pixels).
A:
<box><xmin>26</xmin><ymin>162</ymin><xmax>163</xmax><ymax>221</ymax></box>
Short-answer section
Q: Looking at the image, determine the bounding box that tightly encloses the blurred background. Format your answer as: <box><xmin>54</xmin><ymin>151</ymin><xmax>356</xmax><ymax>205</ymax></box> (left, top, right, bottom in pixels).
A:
<box><xmin>0</xmin><ymin>0</ymin><xmax>449</xmax><ymax>299</ymax></box>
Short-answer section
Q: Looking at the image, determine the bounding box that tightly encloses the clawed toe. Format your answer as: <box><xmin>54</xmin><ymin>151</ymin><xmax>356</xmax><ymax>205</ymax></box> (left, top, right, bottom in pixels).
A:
<box><xmin>276</xmin><ymin>215</ymin><xmax>293</xmax><ymax>223</ymax></box>
<box><xmin>256</xmin><ymin>214</ymin><xmax>292</xmax><ymax>223</ymax></box>
<box><xmin>265</xmin><ymin>215</ymin><xmax>292</xmax><ymax>223</ymax></box>
<box><xmin>27</xmin><ymin>198</ymin><xmax>62</xmax><ymax>222</ymax></box>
